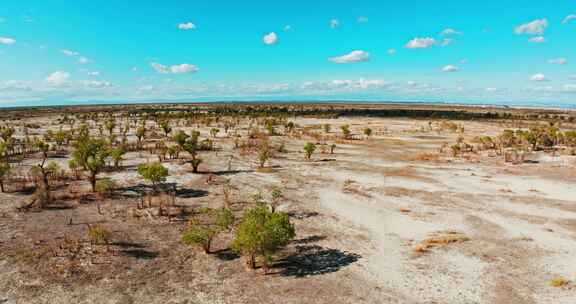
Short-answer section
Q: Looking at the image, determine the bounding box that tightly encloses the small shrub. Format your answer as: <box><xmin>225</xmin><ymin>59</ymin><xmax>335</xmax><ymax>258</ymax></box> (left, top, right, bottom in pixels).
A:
<box><xmin>88</xmin><ymin>225</ymin><xmax>111</xmax><ymax>245</ymax></box>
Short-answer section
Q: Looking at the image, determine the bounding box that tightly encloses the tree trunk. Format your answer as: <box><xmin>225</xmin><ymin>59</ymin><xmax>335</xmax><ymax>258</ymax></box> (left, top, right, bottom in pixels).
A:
<box><xmin>245</xmin><ymin>254</ymin><xmax>256</xmax><ymax>270</ymax></box>
<box><xmin>90</xmin><ymin>173</ymin><xmax>97</xmax><ymax>192</ymax></box>
<box><xmin>0</xmin><ymin>181</ymin><xmax>4</xmax><ymax>193</ymax></box>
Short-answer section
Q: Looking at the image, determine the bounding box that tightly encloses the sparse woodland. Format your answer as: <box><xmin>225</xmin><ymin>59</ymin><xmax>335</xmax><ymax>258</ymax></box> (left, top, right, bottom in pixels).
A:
<box><xmin>1</xmin><ymin>104</ymin><xmax>575</xmax><ymax>303</ymax></box>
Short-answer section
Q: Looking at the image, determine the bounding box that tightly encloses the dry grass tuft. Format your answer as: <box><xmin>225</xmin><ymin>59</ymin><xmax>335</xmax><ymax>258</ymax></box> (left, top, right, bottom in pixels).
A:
<box><xmin>410</xmin><ymin>152</ymin><xmax>441</xmax><ymax>162</ymax></box>
<box><xmin>550</xmin><ymin>277</ymin><xmax>571</xmax><ymax>288</ymax></box>
<box><xmin>413</xmin><ymin>231</ymin><xmax>470</xmax><ymax>254</ymax></box>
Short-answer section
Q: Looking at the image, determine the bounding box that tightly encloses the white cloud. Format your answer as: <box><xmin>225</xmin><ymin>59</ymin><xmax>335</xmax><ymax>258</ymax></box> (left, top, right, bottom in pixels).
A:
<box><xmin>0</xmin><ymin>37</ymin><xmax>15</xmax><ymax>45</ymax></box>
<box><xmin>405</xmin><ymin>37</ymin><xmax>436</xmax><ymax>49</ymax></box>
<box><xmin>563</xmin><ymin>84</ymin><xmax>576</xmax><ymax>92</ymax></box>
<box><xmin>357</xmin><ymin>16</ymin><xmax>369</xmax><ymax>23</ymax></box>
<box><xmin>562</xmin><ymin>14</ymin><xmax>576</xmax><ymax>24</ymax></box>
<box><xmin>82</xmin><ymin>80</ymin><xmax>112</xmax><ymax>89</ymax></box>
<box><xmin>330</xmin><ymin>19</ymin><xmax>340</xmax><ymax>29</ymax></box>
<box><xmin>170</xmin><ymin>63</ymin><xmax>199</xmax><ymax>74</ymax></box>
<box><xmin>46</xmin><ymin>71</ymin><xmax>70</xmax><ymax>86</ymax></box>
<box><xmin>440</xmin><ymin>38</ymin><xmax>453</xmax><ymax>46</ymax></box>
<box><xmin>78</xmin><ymin>56</ymin><xmax>91</xmax><ymax>64</ymax></box>
<box><xmin>528</xmin><ymin>36</ymin><xmax>546</xmax><ymax>43</ymax></box>
<box><xmin>548</xmin><ymin>58</ymin><xmax>567</xmax><ymax>65</ymax></box>
<box><xmin>460</xmin><ymin>58</ymin><xmax>469</xmax><ymax>64</ymax></box>
<box><xmin>60</xmin><ymin>49</ymin><xmax>79</xmax><ymax>56</ymax></box>
<box><xmin>569</xmin><ymin>75</ymin><xmax>576</xmax><ymax>80</ymax></box>
<box><xmin>302</xmin><ymin>78</ymin><xmax>388</xmax><ymax>92</ymax></box>
<box><xmin>284</xmin><ymin>25</ymin><xmax>292</xmax><ymax>31</ymax></box>
<box><xmin>530</xmin><ymin>73</ymin><xmax>548</xmax><ymax>82</ymax></box>
<box><xmin>440</xmin><ymin>28</ymin><xmax>462</xmax><ymax>36</ymax></box>
<box><xmin>329</xmin><ymin>50</ymin><xmax>370</xmax><ymax>64</ymax></box>
<box><xmin>441</xmin><ymin>65</ymin><xmax>459</xmax><ymax>72</ymax></box>
<box><xmin>150</xmin><ymin>62</ymin><xmax>199</xmax><ymax>74</ymax></box>
<box><xmin>178</xmin><ymin>22</ymin><xmax>196</xmax><ymax>30</ymax></box>
<box><xmin>88</xmin><ymin>71</ymin><xmax>100</xmax><ymax>76</ymax></box>
<box><xmin>263</xmin><ymin>32</ymin><xmax>278</xmax><ymax>45</ymax></box>
<box><xmin>515</xmin><ymin>19</ymin><xmax>548</xmax><ymax>35</ymax></box>
<box><xmin>388</xmin><ymin>49</ymin><xmax>397</xmax><ymax>55</ymax></box>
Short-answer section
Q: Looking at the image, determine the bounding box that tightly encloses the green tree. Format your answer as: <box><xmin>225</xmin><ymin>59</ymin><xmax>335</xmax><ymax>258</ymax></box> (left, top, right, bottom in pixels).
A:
<box><xmin>183</xmin><ymin>136</ymin><xmax>202</xmax><ymax>173</ymax></box>
<box><xmin>109</xmin><ymin>147</ymin><xmax>126</xmax><ymax>169</ymax></box>
<box><xmin>159</xmin><ymin>120</ymin><xmax>172</xmax><ymax>137</ymax></box>
<box><xmin>363</xmin><ymin>127</ymin><xmax>372</xmax><ymax>138</ymax></box>
<box><xmin>182</xmin><ymin>208</ymin><xmax>234</xmax><ymax>254</ymax></box>
<box><xmin>232</xmin><ymin>205</ymin><xmax>295</xmax><ymax>272</ymax></box>
<box><xmin>303</xmin><ymin>142</ymin><xmax>316</xmax><ymax>160</ymax></box>
<box><xmin>137</xmin><ymin>163</ymin><xmax>169</xmax><ymax>189</ymax></box>
<box><xmin>341</xmin><ymin>125</ymin><xmax>351</xmax><ymax>139</ymax></box>
<box><xmin>258</xmin><ymin>141</ymin><xmax>271</xmax><ymax>168</ymax></box>
<box><xmin>73</xmin><ymin>138</ymin><xmax>108</xmax><ymax>192</ymax></box>
<box><xmin>0</xmin><ymin>162</ymin><xmax>10</xmax><ymax>192</ymax></box>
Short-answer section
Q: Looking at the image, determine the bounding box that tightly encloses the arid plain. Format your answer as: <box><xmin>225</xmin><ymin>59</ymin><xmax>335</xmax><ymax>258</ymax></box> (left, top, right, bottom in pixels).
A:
<box><xmin>1</xmin><ymin>104</ymin><xmax>575</xmax><ymax>304</ymax></box>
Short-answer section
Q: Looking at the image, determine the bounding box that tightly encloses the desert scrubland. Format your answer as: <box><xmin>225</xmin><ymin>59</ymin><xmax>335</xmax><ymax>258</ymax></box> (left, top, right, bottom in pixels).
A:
<box><xmin>0</xmin><ymin>104</ymin><xmax>575</xmax><ymax>304</ymax></box>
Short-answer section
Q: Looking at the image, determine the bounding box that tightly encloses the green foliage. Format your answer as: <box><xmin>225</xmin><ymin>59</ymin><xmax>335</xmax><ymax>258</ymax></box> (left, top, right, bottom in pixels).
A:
<box><xmin>232</xmin><ymin>204</ymin><xmax>295</xmax><ymax>270</ymax></box>
<box><xmin>159</xmin><ymin>120</ymin><xmax>172</xmax><ymax>137</ymax></box>
<box><xmin>182</xmin><ymin>208</ymin><xmax>234</xmax><ymax>254</ymax></box>
<box><xmin>137</xmin><ymin>163</ymin><xmax>169</xmax><ymax>186</ymax></box>
<box><xmin>95</xmin><ymin>178</ymin><xmax>117</xmax><ymax>197</ymax></box>
<box><xmin>303</xmin><ymin>142</ymin><xmax>316</xmax><ymax>160</ymax></box>
<box><xmin>341</xmin><ymin>125</ymin><xmax>351</xmax><ymax>139</ymax></box>
<box><xmin>108</xmin><ymin>147</ymin><xmax>126</xmax><ymax>168</ymax></box>
<box><xmin>72</xmin><ymin>137</ymin><xmax>109</xmax><ymax>192</ymax></box>
<box><xmin>173</xmin><ymin>130</ymin><xmax>189</xmax><ymax>147</ymax></box>
<box><xmin>258</xmin><ymin>141</ymin><xmax>271</xmax><ymax>168</ymax></box>
<box><xmin>363</xmin><ymin>127</ymin><xmax>372</xmax><ymax>137</ymax></box>
<box><xmin>88</xmin><ymin>225</ymin><xmax>111</xmax><ymax>245</ymax></box>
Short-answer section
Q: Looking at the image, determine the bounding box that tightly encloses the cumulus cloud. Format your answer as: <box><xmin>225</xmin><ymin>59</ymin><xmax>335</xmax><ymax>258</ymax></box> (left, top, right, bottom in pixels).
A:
<box><xmin>528</xmin><ymin>36</ymin><xmax>546</xmax><ymax>43</ymax></box>
<box><xmin>87</xmin><ymin>71</ymin><xmax>100</xmax><ymax>76</ymax></box>
<box><xmin>46</xmin><ymin>71</ymin><xmax>70</xmax><ymax>86</ymax></box>
<box><xmin>515</xmin><ymin>19</ymin><xmax>548</xmax><ymax>35</ymax></box>
<box><xmin>60</xmin><ymin>49</ymin><xmax>79</xmax><ymax>56</ymax></box>
<box><xmin>330</xmin><ymin>19</ymin><xmax>340</xmax><ymax>29</ymax></box>
<box><xmin>440</xmin><ymin>28</ymin><xmax>462</xmax><ymax>36</ymax></box>
<box><xmin>78</xmin><ymin>57</ymin><xmax>91</xmax><ymax>64</ymax></box>
<box><xmin>263</xmin><ymin>32</ymin><xmax>278</xmax><ymax>45</ymax></box>
<box><xmin>441</xmin><ymin>65</ymin><xmax>459</xmax><ymax>72</ymax></box>
<box><xmin>178</xmin><ymin>22</ymin><xmax>196</xmax><ymax>30</ymax></box>
<box><xmin>329</xmin><ymin>50</ymin><xmax>370</xmax><ymax>64</ymax></box>
<box><xmin>0</xmin><ymin>37</ymin><xmax>15</xmax><ymax>45</ymax></box>
<box><xmin>548</xmin><ymin>58</ymin><xmax>567</xmax><ymax>65</ymax></box>
<box><xmin>150</xmin><ymin>62</ymin><xmax>199</xmax><ymax>74</ymax></box>
<box><xmin>82</xmin><ymin>80</ymin><xmax>112</xmax><ymax>89</ymax></box>
<box><xmin>284</xmin><ymin>25</ymin><xmax>292</xmax><ymax>31</ymax></box>
<box><xmin>302</xmin><ymin>78</ymin><xmax>388</xmax><ymax>92</ymax></box>
<box><xmin>530</xmin><ymin>73</ymin><xmax>548</xmax><ymax>82</ymax></box>
<box><xmin>562</xmin><ymin>14</ymin><xmax>576</xmax><ymax>24</ymax></box>
<box><xmin>405</xmin><ymin>37</ymin><xmax>436</xmax><ymax>49</ymax></box>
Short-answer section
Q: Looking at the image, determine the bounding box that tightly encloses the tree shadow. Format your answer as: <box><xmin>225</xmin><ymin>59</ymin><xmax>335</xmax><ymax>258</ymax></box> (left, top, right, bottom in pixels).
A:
<box><xmin>175</xmin><ymin>188</ymin><xmax>208</xmax><ymax>198</ymax></box>
<box><xmin>287</xmin><ymin>211</ymin><xmax>320</xmax><ymax>219</ymax></box>
<box><xmin>122</xmin><ymin>249</ymin><xmax>159</xmax><ymax>259</ymax></box>
<box><xmin>274</xmin><ymin>245</ymin><xmax>361</xmax><ymax>277</ymax></box>
<box><xmin>292</xmin><ymin>235</ymin><xmax>326</xmax><ymax>244</ymax></box>
<box><xmin>213</xmin><ymin>248</ymin><xmax>240</xmax><ymax>261</ymax></box>
<box><xmin>212</xmin><ymin>169</ymin><xmax>254</xmax><ymax>176</ymax></box>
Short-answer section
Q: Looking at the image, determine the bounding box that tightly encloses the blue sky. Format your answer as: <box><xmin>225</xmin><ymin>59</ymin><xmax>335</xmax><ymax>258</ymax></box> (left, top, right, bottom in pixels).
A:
<box><xmin>0</xmin><ymin>0</ymin><xmax>575</xmax><ymax>107</ymax></box>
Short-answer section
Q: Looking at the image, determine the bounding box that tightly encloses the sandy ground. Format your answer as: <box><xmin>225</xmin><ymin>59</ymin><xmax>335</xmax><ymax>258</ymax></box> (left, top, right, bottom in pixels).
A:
<box><xmin>1</xmin><ymin>113</ymin><xmax>576</xmax><ymax>303</ymax></box>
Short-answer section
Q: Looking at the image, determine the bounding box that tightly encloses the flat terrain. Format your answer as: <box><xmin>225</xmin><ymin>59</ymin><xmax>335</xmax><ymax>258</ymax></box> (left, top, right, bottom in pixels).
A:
<box><xmin>1</xmin><ymin>105</ymin><xmax>576</xmax><ymax>303</ymax></box>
